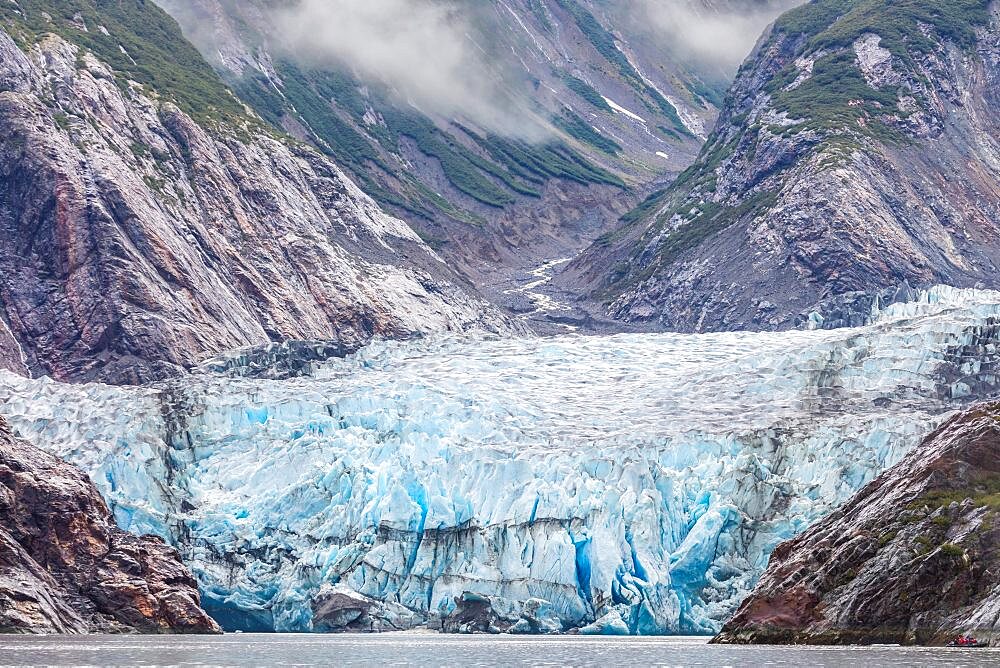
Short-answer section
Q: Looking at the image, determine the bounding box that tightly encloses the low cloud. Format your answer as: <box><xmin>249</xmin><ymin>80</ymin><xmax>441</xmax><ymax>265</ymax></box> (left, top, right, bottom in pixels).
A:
<box><xmin>272</xmin><ymin>0</ymin><xmax>540</xmax><ymax>137</ymax></box>
<box><xmin>636</xmin><ymin>0</ymin><xmax>806</xmax><ymax>72</ymax></box>
<box><xmin>248</xmin><ymin>1</ymin><xmax>807</xmax><ymax>135</ymax></box>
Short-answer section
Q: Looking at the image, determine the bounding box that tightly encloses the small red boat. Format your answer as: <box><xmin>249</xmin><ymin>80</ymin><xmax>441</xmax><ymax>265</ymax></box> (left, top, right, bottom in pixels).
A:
<box><xmin>947</xmin><ymin>635</ymin><xmax>989</xmax><ymax>648</ymax></box>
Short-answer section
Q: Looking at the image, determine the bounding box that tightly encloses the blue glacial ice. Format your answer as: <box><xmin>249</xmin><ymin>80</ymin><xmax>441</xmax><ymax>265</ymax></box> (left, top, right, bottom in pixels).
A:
<box><xmin>1</xmin><ymin>286</ymin><xmax>999</xmax><ymax>634</ymax></box>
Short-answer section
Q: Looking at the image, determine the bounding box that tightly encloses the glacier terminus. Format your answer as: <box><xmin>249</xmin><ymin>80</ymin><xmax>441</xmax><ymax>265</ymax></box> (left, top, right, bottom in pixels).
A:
<box><xmin>1</xmin><ymin>287</ymin><xmax>999</xmax><ymax>635</ymax></box>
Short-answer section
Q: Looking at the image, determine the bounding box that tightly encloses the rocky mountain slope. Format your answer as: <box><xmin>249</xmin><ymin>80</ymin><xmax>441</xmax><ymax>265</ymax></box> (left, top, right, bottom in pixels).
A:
<box><xmin>152</xmin><ymin>1</ymin><xmax>794</xmax><ymax>310</ymax></box>
<box><xmin>0</xmin><ymin>415</ymin><xmax>219</xmax><ymax>634</ymax></box>
<box><xmin>570</xmin><ymin>0</ymin><xmax>1000</xmax><ymax>332</ymax></box>
<box><xmin>714</xmin><ymin>401</ymin><xmax>1000</xmax><ymax>646</ymax></box>
<box><xmin>0</xmin><ymin>1</ymin><xmax>516</xmax><ymax>384</ymax></box>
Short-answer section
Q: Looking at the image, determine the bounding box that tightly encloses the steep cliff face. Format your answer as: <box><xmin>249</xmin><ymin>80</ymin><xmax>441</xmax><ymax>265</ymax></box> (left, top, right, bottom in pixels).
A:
<box><xmin>0</xmin><ymin>2</ymin><xmax>516</xmax><ymax>384</ymax></box>
<box><xmin>714</xmin><ymin>402</ymin><xmax>1000</xmax><ymax>646</ymax></box>
<box><xmin>0</xmin><ymin>415</ymin><xmax>220</xmax><ymax>634</ymax></box>
<box><xmin>572</xmin><ymin>0</ymin><xmax>1000</xmax><ymax>332</ymax></box>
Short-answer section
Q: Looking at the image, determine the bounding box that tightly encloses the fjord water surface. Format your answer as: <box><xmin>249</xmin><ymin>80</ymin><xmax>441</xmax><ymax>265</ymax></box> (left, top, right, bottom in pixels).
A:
<box><xmin>1</xmin><ymin>634</ymin><xmax>998</xmax><ymax>667</ymax></box>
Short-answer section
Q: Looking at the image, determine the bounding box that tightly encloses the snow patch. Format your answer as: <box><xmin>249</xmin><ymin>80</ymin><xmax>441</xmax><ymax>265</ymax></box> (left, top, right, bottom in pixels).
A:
<box><xmin>118</xmin><ymin>45</ymin><xmax>137</xmax><ymax>66</ymax></box>
<box><xmin>602</xmin><ymin>96</ymin><xmax>646</xmax><ymax>123</ymax></box>
<box><xmin>498</xmin><ymin>0</ymin><xmax>550</xmax><ymax>59</ymax></box>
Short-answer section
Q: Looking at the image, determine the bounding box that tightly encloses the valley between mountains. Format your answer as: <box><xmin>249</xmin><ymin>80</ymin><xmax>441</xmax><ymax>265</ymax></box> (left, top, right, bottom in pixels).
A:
<box><xmin>0</xmin><ymin>0</ymin><xmax>999</xmax><ymax>645</ymax></box>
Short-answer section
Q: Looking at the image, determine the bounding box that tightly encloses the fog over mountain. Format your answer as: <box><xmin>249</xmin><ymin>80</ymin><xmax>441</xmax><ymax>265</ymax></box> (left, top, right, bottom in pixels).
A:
<box><xmin>265</xmin><ymin>0</ymin><xmax>805</xmax><ymax>135</ymax></box>
<box><xmin>272</xmin><ymin>0</ymin><xmax>544</xmax><ymax>137</ymax></box>
<box><xmin>636</xmin><ymin>0</ymin><xmax>806</xmax><ymax>71</ymax></box>
<box><xmin>3</xmin><ymin>0</ymin><xmax>1000</xmax><ymax>649</ymax></box>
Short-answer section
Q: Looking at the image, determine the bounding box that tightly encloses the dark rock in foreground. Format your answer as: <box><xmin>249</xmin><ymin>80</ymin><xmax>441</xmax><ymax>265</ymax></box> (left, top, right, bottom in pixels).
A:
<box><xmin>0</xmin><ymin>416</ymin><xmax>220</xmax><ymax>634</ymax></box>
<box><xmin>436</xmin><ymin>592</ymin><xmax>565</xmax><ymax>635</ymax></box>
<box><xmin>714</xmin><ymin>403</ymin><xmax>1000</xmax><ymax>646</ymax></box>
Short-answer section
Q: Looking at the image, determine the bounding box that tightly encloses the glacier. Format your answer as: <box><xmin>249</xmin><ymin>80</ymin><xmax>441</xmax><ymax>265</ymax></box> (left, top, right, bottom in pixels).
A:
<box><xmin>0</xmin><ymin>286</ymin><xmax>999</xmax><ymax>634</ymax></box>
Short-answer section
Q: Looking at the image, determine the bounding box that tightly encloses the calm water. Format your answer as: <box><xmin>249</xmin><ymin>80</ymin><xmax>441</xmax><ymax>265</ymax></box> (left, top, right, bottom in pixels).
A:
<box><xmin>0</xmin><ymin>635</ymin><xmax>997</xmax><ymax>667</ymax></box>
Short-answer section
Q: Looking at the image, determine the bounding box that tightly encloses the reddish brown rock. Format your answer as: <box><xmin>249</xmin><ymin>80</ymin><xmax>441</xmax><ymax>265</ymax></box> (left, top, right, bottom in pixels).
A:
<box><xmin>714</xmin><ymin>403</ymin><xmax>1000</xmax><ymax>646</ymax></box>
<box><xmin>0</xmin><ymin>415</ymin><xmax>220</xmax><ymax>634</ymax></box>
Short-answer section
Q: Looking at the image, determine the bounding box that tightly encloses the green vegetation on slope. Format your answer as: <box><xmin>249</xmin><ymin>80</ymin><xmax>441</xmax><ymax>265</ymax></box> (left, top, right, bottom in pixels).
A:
<box><xmin>554</xmin><ymin>0</ymin><xmax>691</xmax><ymax>138</ymax></box>
<box><xmin>526</xmin><ymin>0</ymin><xmax>554</xmax><ymax>33</ymax></box>
<box><xmin>767</xmin><ymin>0</ymin><xmax>992</xmax><ymax>138</ymax></box>
<box><xmin>555</xmin><ymin>0</ymin><xmax>637</xmax><ymax>84</ymax></box>
<box><xmin>909</xmin><ymin>475</ymin><xmax>1000</xmax><ymax>512</ymax></box>
<box><xmin>613</xmin><ymin>0</ymin><xmax>993</xmax><ymax>258</ymax></box>
<box><xmin>475</xmin><ymin>134</ymin><xmax>625</xmax><ymax>189</ymax></box>
<box><xmin>602</xmin><ymin>188</ymin><xmax>778</xmax><ymax>296</ymax></box>
<box><xmin>554</xmin><ymin>110</ymin><xmax>622</xmax><ymax>155</ymax></box>
<box><xmin>231</xmin><ymin>72</ymin><xmax>285</xmax><ymax>127</ymax></box>
<box><xmin>561</xmin><ymin>74</ymin><xmax>613</xmax><ymax>112</ymax></box>
<box><xmin>684</xmin><ymin>74</ymin><xmax>728</xmax><ymax>110</ymax></box>
<box><xmin>380</xmin><ymin>107</ymin><xmax>527</xmax><ymax>208</ymax></box>
<box><xmin>599</xmin><ymin>0</ymin><xmax>996</xmax><ymax>303</ymax></box>
<box><xmin>618</xmin><ymin>188</ymin><xmax>667</xmax><ymax>226</ymax></box>
<box><xmin>2</xmin><ymin>1</ymin><xmax>624</xmax><ymax>216</ymax></box>
<box><xmin>777</xmin><ymin>0</ymin><xmax>992</xmax><ymax>61</ymax></box>
<box><xmin>232</xmin><ymin>57</ymin><xmax>625</xmax><ymax>215</ymax></box>
<box><xmin>0</xmin><ymin>0</ymin><xmax>247</xmax><ymax>125</ymax></box>
<box><xmin>268</xmin><ymin>62</ymin><xmax>440</xmax><ymax>218</ymax></box>
<box><xmin>647</xmin><ymin>190</ymin><xmax>778</xmax><ymax>269</ymax></box>
<box><xmin>603</xmin><ymin>128</ymin><xmax>733</xmax><ymax>259</ymax></box>
<box><xmin>769</xmin><ymin>50</ymin><xmax>903</xmax><ymax>142</ymax></box>
<box><xmin>275</xmin><ymin>61</ymin><xmax>383</xmax><ymax>172</ymax></box>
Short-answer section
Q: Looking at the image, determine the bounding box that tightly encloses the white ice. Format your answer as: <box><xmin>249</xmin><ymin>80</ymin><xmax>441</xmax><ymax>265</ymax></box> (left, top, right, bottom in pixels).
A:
<box><xmin>1</xmin><ymin>286</ymin><xmax>998</xmax><ymax>634</ymax></box>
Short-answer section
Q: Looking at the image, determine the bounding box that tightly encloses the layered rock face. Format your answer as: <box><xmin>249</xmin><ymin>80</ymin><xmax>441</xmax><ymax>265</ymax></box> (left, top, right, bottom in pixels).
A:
<box><xmin>0</xmin><ymin>415</ymin><xmax>219</xmax><ymax>634</ymax></box>
<box><xmin>715</xmin><ymin>402</ymin><xmax>1000</xmax><ymax>646</ymax></box>
<box><xmin>572</xmin><ymin>0</ymin><xmax>1000</xmax><ymax>332</ymax></box>
<box><xmin>0</xmin><ymin>10</ymin><xmax>514</xmax><ymax>385</ymax></box>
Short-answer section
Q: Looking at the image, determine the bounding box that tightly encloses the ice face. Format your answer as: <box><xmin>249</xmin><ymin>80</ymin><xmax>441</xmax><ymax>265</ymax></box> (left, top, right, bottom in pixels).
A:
<box><xmin>1</xmin><ymin>286</ymin><xmax>998</xmax><ymax>634</ymax></box>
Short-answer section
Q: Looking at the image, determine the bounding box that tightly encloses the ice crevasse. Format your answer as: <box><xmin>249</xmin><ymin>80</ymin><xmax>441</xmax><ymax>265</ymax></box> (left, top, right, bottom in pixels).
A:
<box><xmin>1</xmin><ymin>286</ymin><xmax>999</xmax><ymax>635</ymax></box>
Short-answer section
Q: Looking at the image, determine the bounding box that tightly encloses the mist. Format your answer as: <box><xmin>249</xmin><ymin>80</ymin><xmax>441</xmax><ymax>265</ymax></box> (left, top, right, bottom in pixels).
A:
<box><xmin>636</xmin><ymin>0</ymin><xmax>807</xmax><ymax>72</ymax></box>
<box><xmin>272</xmin><ymin>0</ymin><xmax>541</xmax><ymax>137</ymax></box>
<box><xmin>270</xmin><ymin>1</ymin><xmax>806</xmax><ymax>135</ymax></box>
